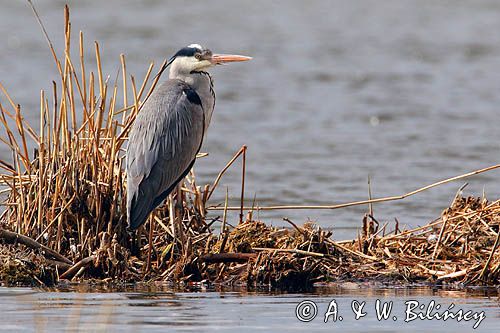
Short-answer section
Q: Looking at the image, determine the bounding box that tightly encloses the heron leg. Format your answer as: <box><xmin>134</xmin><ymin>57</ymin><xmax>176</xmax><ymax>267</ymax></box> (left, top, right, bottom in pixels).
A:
<box><xmin>129</xmin><ymin>226</ymin><xmax>143</xmax><ymax>258</ymax></box>
<box><xmin>168</xmin><ymin>193</ymin><xmax>177</xmax><ymax>242</ymax></box>
<box><xmin>167</xmin><ymin>181</ymin><xmax>187</xmax><ymax>249</ymax></box>
<box><xmin>175</xmin><ymin>182</ymin><xmax>184</xmax><ymax>210</ymax></box>
<box><xmin>145</xmin><ymin>215</ymin><xmax>154</xmax><ymax>274</ymax></box>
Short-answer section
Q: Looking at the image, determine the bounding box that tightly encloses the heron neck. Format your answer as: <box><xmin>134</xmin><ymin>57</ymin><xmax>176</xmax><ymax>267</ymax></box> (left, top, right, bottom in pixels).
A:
<box><xmin>169</xmin><ymin>71</ymin><xmax>207</xmax><ymax>91</ymax></box>
<box><xmin>169</xmin><ymin>70</ymin><xmax>216</xmax><ymax>129</ymax></box>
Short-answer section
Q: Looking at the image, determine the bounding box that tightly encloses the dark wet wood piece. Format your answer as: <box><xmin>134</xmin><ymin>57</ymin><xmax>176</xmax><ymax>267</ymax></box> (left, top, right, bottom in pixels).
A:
<box><xmin>0</xmin><ymin>228</ymin><xmax>72</xmax><ymax>264</ymax></box>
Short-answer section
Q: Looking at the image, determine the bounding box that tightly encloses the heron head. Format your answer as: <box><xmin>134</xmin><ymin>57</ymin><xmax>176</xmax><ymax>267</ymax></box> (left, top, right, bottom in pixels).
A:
<box><xmin>169</xmin><ymin>44</ymin><xmax>251</xmax><ymax>74</ymax></box>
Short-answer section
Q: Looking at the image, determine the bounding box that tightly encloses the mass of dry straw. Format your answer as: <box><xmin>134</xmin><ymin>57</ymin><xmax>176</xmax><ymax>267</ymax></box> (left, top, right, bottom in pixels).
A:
<box><xmin>0</xmin><ymin>5</ymin><xmax>499</xmax><ymax>289</ymax></box>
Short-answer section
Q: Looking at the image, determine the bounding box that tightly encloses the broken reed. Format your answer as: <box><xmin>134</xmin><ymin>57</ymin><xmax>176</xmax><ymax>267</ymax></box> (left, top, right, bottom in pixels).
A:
<box><xmin>0</xmin><ymin>6</ymin><xmax>161</xmax><ymax>258</ymax></box>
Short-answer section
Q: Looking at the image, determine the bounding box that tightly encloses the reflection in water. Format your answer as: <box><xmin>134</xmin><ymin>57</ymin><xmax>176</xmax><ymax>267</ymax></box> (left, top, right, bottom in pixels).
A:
<box><xmin>0</xmin><ymin>286</ymin><xmax>498</xmax><ymax>332</ymax></box>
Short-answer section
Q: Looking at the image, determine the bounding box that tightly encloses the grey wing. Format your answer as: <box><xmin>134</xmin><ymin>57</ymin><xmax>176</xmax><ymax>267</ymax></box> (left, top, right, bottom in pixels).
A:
<box><xmin>126</xmin><ymin>80</ymin><xmax>205</xmax><ymax>229</ymax></box>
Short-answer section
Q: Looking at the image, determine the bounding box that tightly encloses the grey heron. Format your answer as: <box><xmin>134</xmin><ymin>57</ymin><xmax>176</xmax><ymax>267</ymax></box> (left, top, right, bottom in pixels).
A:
<box><xmin>126</xmin><ymin>44</ymin><xmax>251</xmax><ymax>230</ymax></box>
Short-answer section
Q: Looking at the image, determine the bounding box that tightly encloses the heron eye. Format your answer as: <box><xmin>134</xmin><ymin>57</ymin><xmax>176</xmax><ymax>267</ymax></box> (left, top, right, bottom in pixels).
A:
<box><xmin>194</xmin><ymin>53</ymin><xmax>202</xmax><ymax>60</ymax></box>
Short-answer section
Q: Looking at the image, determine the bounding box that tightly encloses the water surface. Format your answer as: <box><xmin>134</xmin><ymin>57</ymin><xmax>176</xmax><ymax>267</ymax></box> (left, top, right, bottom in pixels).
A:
<box><xmin>0</xmin><ymin>286</ymin><xmax>499</xmax><ymax>332</ymax></box>
<box><xmin>1</xmin><ymin>1</ymin><xmax>500</xmax><ymax>238</ymax></box>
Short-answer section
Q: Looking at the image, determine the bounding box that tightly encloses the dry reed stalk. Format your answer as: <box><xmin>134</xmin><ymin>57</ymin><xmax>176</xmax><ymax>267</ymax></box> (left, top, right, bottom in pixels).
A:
<box><xmin>208</xmin><ymin>163</ymin><xmax>500</xmax><ymax>211</ymax></box>
<box><xmin>0</xmin><ymin>5</ymin><xmax>161</xmax><ymax>281</ymax></box>
<box><xmin>239</xmin><ymin>145</ymin><xmax>247</xmax><ymax>224</ymax></box>
<box><xmin>206</xmin><ymin>145</ymin><xmax>247</xmax><ymax>201</ymax></box>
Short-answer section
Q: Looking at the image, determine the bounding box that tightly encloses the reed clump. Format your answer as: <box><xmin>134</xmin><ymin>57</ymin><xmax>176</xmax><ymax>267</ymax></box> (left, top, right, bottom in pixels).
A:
<box><xmin>352</xmin><ymin>195</ymin><xmax>500</xmax><ymax>285</ymax></box>
<box><xmin>0</xmin><ymin>6</ymin><xmax>160</xmax><ymax>284</ymax></box>
<box><xmin>0</xmin><ymin>6</ymin><xmax>499</xmax><ymax>289</ymax></box>
<box><xmin>197</xmin><ymin>195</ymin><xmax>500</xmax><ymax>288</ymax></box>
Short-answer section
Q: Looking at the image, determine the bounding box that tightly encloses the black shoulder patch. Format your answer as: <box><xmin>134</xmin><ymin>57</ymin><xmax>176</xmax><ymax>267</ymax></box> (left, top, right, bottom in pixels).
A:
<box><xmin>184</xmin><ymin>88</ymin><xmax>202</xmax><ymax>106</ymax></box>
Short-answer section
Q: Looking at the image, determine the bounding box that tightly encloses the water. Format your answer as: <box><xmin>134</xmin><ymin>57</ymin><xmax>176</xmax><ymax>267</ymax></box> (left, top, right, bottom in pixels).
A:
<box><xmin>0</xmin><ymin>286</ymin><xmax>498</xmax><ymax>332</ymax></box>
<box><xmin>1</xmin><ymin>1</ymin><xmax>500</xmax><ymax>238</ymax></box>
<box><xmin>1</xmin><ymin>1</ymin><xmax>500</xmax><ymax>331</ymax></box>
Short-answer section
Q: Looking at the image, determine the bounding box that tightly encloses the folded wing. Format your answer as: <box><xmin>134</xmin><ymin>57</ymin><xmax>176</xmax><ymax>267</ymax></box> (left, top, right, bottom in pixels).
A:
<box><xmin>126</xmin><ymin>79</ymin><xmax>205</xmax><ymax>229</ymax></box>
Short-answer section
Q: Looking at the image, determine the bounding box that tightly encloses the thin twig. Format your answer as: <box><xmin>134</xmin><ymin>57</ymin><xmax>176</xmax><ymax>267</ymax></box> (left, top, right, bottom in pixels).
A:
<box><xmin>201</xmin><ymin>253</ymin><xmax>256</xmax><ymax>263</ymax></box>
<box><xmin>206</xmin><ymin>145</ymin><xmax>246</xmax><ymax>201</ymax></box>
<box><xmin>253</xmin><ymin>247</ymin><xmax>325</xmax><ymax>258</ymax></box>
<box><xmin>208</xmin><ymin>164</ymin><xmax>500</xmax><ymax>211</ymax></box>
<box><xmin>480</xmin><ymin>228</ymin><xmax>500</xmax><ymax>279</ymax></box>
<box><xmin>239</xmin><ymin>145</ymin><xmax>247</xmax><ymax>224</ymax></box>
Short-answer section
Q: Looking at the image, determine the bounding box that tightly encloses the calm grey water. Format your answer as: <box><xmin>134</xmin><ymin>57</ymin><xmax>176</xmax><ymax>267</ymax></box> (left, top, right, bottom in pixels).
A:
<box><xmin>1</xmin><ymin>1</ymin><xmax>500</xmax><ymax>237</ymax></box>
<box><xmin>1</xmin><ymin>1</ymin><xmax>500</xmax><ymax>331</ymax></box>
<box><xmin>0</xmin><ymin>286</ymin><xmax>499</xmax><ymax>332</ymax></box>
